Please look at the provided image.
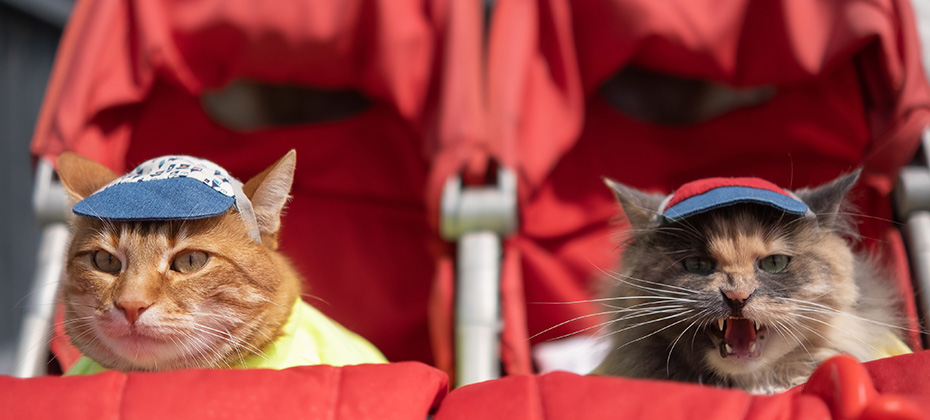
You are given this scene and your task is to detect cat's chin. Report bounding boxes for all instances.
[98,332,190,370]
[705,349,770,375]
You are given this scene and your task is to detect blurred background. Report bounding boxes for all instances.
[1,0,73,375]
[1,0,930,376]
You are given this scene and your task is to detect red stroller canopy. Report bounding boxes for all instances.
[23,0,930,417]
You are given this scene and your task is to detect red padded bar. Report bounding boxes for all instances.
[0,362,448,420]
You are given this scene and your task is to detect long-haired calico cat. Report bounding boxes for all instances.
[595,172,911,393]
[56,151,385,373]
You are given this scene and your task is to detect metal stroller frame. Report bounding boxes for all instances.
[13,159,68,378]
[896,127,930,341]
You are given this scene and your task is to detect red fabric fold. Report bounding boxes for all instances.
[1,363,449,420]
[434,353,930,420]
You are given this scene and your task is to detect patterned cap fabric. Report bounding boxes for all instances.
[658,177,813,222]
[72,155,262,241]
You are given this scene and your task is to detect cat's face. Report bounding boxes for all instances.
[57,151,299,371]
[623,206,856,377]
[603,173,861,383]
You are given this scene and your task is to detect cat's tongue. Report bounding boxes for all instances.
[721,317,763,358]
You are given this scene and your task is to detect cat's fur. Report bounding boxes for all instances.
[57,151,302,371]
[595,172,906,393]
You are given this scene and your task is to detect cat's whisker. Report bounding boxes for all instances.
[833,211,901,227]
[785,298,927,335]
[620,301,692,311]
[792,313,884,356]
[788,321,835,352]
[191,322,268,357]
[61,316,96,326]
[599,274,693,297]
[19,318,93,371]
[187,333,230,369]
[588,259,699,295]
[12,281,71,309]
[529,310,634,341]
[668,217,706,242]
[538,319,621,343]
[609,270,701,295]
[224,327,247,367]
[189,311,244,326]
[606,310,694,337]
[666,309,711,377]
[253,295,288,309]
[661,255,692,273]
[612,306,691,321]
[533,303,692,343]
[608,312,698,352]
[533,295,696,305]
[299,293,330,305]
[770,320,813,362]
[600,299,686,312]
[251,326,276,346]
[599,270,695,297]
[191,323,271,363]
[658,249,692,255]
[169,335,202,369]
[194,330,268,366]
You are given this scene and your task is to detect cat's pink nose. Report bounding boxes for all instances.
[116,300,152,325]
[723,290,752,302]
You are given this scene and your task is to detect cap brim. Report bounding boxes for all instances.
[73,177,236,221]
[662,186,810,221]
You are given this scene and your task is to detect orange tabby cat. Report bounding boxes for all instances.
[56,151,385,372]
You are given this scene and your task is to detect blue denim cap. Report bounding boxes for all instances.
[73,155,262,241]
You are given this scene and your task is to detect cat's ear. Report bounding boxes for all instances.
[603,178,666,230]
[243,150,296,237]
[794,169,861,228]
[56,152,120,203]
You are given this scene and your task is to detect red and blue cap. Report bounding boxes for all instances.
[657,177,813,222]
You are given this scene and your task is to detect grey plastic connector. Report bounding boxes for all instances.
[440,167,517,240]
[32,158,71,225]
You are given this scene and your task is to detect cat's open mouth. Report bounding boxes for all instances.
[709,317,769,359]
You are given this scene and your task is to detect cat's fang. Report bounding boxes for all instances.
[753,320,762,331]
[717,318,725,331]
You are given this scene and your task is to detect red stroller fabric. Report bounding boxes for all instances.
[432,353,930,420]
[428,0,930,377]
[0,362,448,420]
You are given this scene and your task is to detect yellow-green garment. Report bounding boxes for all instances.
[872,330,912,359]
[66,299,386,375]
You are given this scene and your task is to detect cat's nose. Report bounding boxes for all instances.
[721,289,753,314]
[723,289,752,302]
[116,300,152,325]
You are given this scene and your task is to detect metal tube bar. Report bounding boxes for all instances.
[13,223,69,377]
[903,212,930,347]
[455,231,502,387]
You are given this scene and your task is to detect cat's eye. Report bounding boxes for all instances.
[92,251,122,274]
[172,251,209,274]
[759,254,791,274]
[682,257,715,275]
